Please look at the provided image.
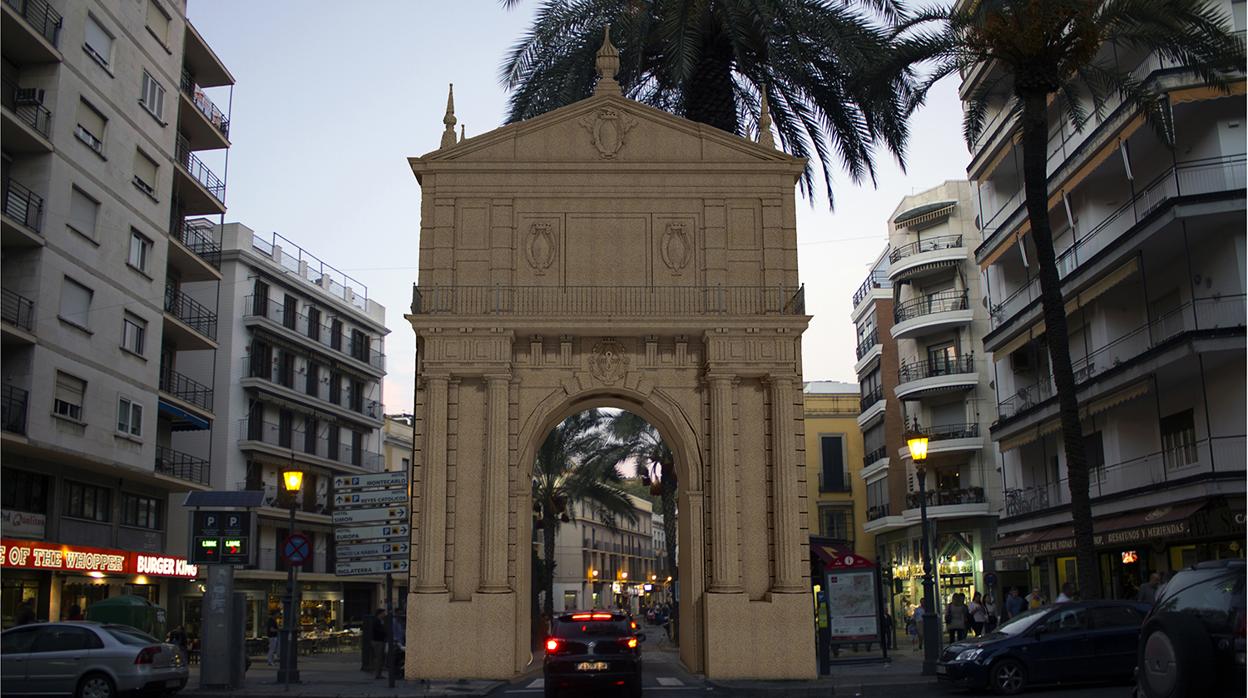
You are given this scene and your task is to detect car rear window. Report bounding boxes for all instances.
[104,625,159,646]
[1156,570,1244,627]
[554,619,630,639]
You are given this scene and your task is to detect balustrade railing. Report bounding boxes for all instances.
[159,369,213,412]
[859,387,883,412]
[889,235,964,264]
[907,487,986,509]
[2,287,34,331]
[818,472,852,493]
[171,217,222,268]
[867,504,891,521]
[179,69,229,138]
[2,384,29,434]
[4,0,62,46]
[243,295,385,371]
[174,134,225,202]
[909,422,981,441]
[855,329,879,360]
[894,289,969,324]
[853,271,891,308]
[2,175,44,233]
[898,354,975,383]
[155,444,210,485]
[164,285,218,341]
[411,285,806,316]
[863,446,887,468]
[240,355,380,419]
[238,418,383,471]
[2,77,52,137]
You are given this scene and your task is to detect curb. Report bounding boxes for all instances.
[707,677,935,697]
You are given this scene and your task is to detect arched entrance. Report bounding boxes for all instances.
[404,39,815,681]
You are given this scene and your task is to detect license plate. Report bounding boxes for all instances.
[936,665,948,675]
[576,661,608,671]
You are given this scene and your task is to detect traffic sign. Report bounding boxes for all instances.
[335,558,409,577]
[282,533,311,565]
[333,490,407,507]
[191,510,253,565]
[332,506,407,525]
[335,541,409,559]
[334,523,410,543]
[334,472,408,490]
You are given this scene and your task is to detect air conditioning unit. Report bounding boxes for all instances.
[14,88,45,106]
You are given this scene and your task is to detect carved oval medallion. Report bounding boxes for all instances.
[661,223,692,275]
[526,223,556,275]
[589,339,629,385]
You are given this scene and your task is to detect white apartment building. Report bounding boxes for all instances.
[547,494,656,614]
[1,0,232,628]
[969,2,1246,599]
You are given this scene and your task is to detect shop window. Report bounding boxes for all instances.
[1,468,48,513]
[61,581,110,616]
[121,492,161,530]
[1160,410,1198,470]
[1,577,43,628]
[64,481,111,522]
[126,584,159,603]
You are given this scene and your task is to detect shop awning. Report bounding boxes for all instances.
[992,499,1210,558]
[158,399,211,431]
[812,542,874,569]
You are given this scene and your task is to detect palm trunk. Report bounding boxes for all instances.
[543,510,557,619]
[659,462,678,644]
[682,39,739,134]
[1019,93,1099,600]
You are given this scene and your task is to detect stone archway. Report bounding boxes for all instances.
[404,41,815,682]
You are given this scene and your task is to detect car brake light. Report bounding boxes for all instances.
[570,613,592,620]
[135,646,161,664]
[626,637,638,649]
[630,620,637,629]
[591,613,613,620]
[545,638,559,653]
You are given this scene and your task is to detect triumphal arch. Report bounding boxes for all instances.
[404,37,816,680]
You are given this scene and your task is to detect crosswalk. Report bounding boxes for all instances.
[509,676,692,692]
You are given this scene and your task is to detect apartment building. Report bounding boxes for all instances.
[969,2,1246,599]
[184,221,388,636]
[548,494,657,614]
[802,381,872,557]
[650,510,671,598]
[857,182,1000,622]
[1,0,232,627]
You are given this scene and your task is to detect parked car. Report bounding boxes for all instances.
[937,600,1151,694]
[543,611,643,698]
[1135,559,1246,698]
[1,622,187,698]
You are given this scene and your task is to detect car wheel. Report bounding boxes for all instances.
[989,658,1027,696]
[76,673,115,698]
[1137,612,1214,698]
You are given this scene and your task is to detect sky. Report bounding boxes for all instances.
[187,0,971,414]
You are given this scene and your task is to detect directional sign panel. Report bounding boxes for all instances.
[333,490,407,508]
[335,558,410,577]
[332,506,407,525]
[333,472,408,490]
[190,510,253,565]
[336,541,410,559]
[334,523,410,543]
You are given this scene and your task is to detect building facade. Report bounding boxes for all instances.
[802,381,872,559]
[547,495,656,614]
[968,3,1247,598]
[1,0,232,627]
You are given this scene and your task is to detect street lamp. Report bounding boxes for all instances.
[908,434,941,676]
[588,568,599,609]
[279,468,303,685]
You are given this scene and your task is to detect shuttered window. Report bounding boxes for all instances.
[59,278,92,329]
[68,187,99,238]
[75,100,106,153]
[84,15,113,67]
[133,150,158,197]
[146,0,171,45]
[54,373,86,422]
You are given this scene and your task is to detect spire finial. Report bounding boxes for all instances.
[459,124,465,142]
[757,90,775,148]
[594,24,621,96]
[440,83,457,149]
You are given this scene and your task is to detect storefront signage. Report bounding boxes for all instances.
[1,510,46,539]
[995,520,1192,558]
[0,539,198,578]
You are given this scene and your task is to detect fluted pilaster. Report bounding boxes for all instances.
[768,375,804,591]
[708,375,742,592]
[416,375,449,592]
[480,375,511,592]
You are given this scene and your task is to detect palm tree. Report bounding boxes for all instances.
[895,0,1243,598]
[499,0,916,207]
[533,409,639,620]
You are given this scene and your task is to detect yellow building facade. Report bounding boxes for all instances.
[803,382,872,560]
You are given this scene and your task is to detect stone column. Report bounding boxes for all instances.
[480,375,511,592]
[708,375,742,593]
[767,375,804,592]
[416,375,449,592]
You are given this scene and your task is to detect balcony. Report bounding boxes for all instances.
[159,368,213,413]
[857,386,885,429]
[178,69,229,150]
[906,487,987,509]
[412,284,806,317]
[243,295,386,375]
[901,422,983,460]
[155,444,210,485]
[2,175,44,245]
[888,235,966,283]
[817,473,852,494]
[891,289,972,340]
[852,270,892,310]
[866,504,891,522]
[163,284,217,348]
[2,287,34,341]
[863,445,887,469]
[240,355,381,424]
[173,133,225,215]
[238,418,383,472]
[1,77,52,153]
[2,384,28,435]
[895,354,978,400]
[2,0,62,63]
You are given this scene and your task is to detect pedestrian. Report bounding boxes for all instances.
[1136,572,1161,604]
[1156,570,1172,598]
[914,597,927,650]
[983,595,999,633]
[1026,587,1045,609]
[1055,582,1076,603]
[266,611,281,667]
[167,625,189,663]
[1005,587,1026,620]
[14,599,36,626]
[944,593,969,644]
[369,608,388,678]
[968,592,987,637]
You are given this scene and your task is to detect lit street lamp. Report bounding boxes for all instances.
[908,434,941,676]
[279,468,303,685]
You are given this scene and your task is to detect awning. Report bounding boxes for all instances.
[812,542,874,569]
[894,201,957,230]
[158,399,210,431]
[992,499,1210,558]
[997,380,1152,452]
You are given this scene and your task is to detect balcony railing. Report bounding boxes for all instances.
[817,472,852,493]
[163,285,218,341]
[174,134,225,202]
[889,235,964,264]
[899,354,976,383]
[910,421,981,441]
[155,444,209,485]
[239,418,383,471]
[863,445,887,468]
[867,504,891,521]
[412,285,807,317]
[160,369,213,412]
[859,386,883,412]
[1,78,52,137]
[3,0,62,47]
[2,384,28,434]
[1002,435,1245,519]
[2,287,34,331]
[853,271,892,308]
[906,487,986,509]
[240,355,380,420]
[170,217,222,269]
[855,328,879,360]
[2,175,43,233]
[894,289,969,324]
[244,295,386,372]
[179,69,229,138]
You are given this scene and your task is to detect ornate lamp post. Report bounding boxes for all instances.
[907,434,941,676]
[278,468,303,685]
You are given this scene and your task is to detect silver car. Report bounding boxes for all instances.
[1,622,187,698]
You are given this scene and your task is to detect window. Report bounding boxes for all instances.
[54,372,86,421]
[83,15,114,68]
[305,362,319,397]
[401,457,410,470]
[1161,409,1198,470]
[68,187,99,239]
[282,295,297,330]
[277,351,295,388]
[146,0,171,45]
[330,319,343,350]
[133,150,158,197]
[116,397,142,436]
[59,278,92,329]
[252,280,269,316]
[819,435,847,492]
[32,626,103,652]
[927,341,958,373]
[75,99,106,153]
[121,493,161,530]
[351,431,363,466]
[1038,607,1088,634]
[278,409,293,449]
[303,417,317,454]
[140,71,165,121]
[122,313,146,355]
[327,426,340,461]
[306,307,321,341]
[1090,605,1143,629]
[1084,431,1106,484]
[128,230,152,273]
[350,379,364,412]
[819,507,851,541]
[328,372,341,404]
[64,481,111,522]
[1,468,48,514]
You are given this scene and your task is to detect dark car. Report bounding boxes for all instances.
[937,600,1151,694]
[543,611,643,698]
[1135,559,1246,698]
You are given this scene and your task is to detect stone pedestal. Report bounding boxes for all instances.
[703,591,816,679]
[406,591,518,679]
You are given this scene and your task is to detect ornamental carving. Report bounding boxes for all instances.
[588,339,629,385]
[660,223,692,275]
[579,107,637,160]
[525,222,556,275]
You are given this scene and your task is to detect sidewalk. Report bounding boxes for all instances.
[709,648,936,697]
[183,655,504,698]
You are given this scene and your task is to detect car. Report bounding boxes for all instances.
[543,611,643,698]
[1135,559,1246,698]
[937,600,1152,695]
[1,622,187,698]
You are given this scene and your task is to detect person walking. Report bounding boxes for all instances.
[1055,582,1077,603]
[369,608,388,679]
[944,593,969,644]
[1026,587,1045,609]
[968,592,987,637]
[266,611,280,667]
[1136,572,1161,604]
[983,595,999,634]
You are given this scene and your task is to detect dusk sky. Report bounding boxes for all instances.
[187,0,971,414]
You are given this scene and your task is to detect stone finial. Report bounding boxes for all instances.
[440,83,458,149]
[460,124,465,142]
[594,25,621,96]
[758,90,775,148]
